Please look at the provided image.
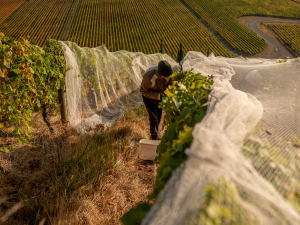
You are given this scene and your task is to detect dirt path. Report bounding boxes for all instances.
[238,16,300,58]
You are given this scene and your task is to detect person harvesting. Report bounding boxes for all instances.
[140,61,173,140]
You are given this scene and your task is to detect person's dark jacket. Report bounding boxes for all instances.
[140,67,173,100]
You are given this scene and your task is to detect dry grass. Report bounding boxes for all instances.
[0,105,162,224]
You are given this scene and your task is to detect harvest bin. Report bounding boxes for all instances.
[139,139,161,160]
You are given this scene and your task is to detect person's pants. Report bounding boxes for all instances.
[142,95,162,140]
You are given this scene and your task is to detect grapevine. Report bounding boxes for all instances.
[0,33,66,143]
[182,0,300,55]
[0,0,233,58]
[0,0,24,24]
[269,23,300,56]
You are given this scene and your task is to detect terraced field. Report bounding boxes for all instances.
[0,0,233,58]
[269,24,300,56]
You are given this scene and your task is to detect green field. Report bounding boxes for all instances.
[1,0,300,57]
[269,24,300,56]
[0,0,233,58]
[183,0,300,55]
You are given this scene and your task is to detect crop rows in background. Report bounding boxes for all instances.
[70,0,233,58]
[0,0,24,23]
[2,0,300,57]
[0,0,81,47]
[269,24,300,56]
[0,0,233,58]
[182,0,300,55]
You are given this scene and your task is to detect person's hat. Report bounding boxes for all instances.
[158,60,172,77]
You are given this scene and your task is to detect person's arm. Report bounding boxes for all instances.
[140,73,160,100]
[164,77,173,91]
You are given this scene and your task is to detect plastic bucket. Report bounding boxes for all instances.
[139,139,161,160]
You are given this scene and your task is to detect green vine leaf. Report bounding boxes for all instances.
[9,115,19,123]
[12,127,22,136]
[25,132,30,139]
[18,137,26,145]
[25,124,30,133]
[1,34,67,144]
[24,110,32,121]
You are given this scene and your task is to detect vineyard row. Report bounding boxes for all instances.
[182,0,300,55]
[0,0,233,59]
[1,0,300,57]
[0,0,24,23]
[269,24,300,56]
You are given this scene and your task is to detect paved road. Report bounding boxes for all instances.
[179,0,239,56]
[179,0,300,58]
[240,17,300,58]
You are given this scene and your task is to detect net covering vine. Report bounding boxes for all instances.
[61,42,300,224]
[60,41,179,132]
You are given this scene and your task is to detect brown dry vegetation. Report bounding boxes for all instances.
[0,105,159,224]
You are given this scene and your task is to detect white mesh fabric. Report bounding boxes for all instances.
[180,52,235,80]
[142,53,300,224]
[60,41,179,132]
[60,43,300,224]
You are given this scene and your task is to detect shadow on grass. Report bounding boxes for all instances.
[0,105,148,224]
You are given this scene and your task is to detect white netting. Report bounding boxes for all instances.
[142,53,300,224]
[60,43,300,224]
[60,41,179,132]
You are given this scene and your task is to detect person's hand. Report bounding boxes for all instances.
[160,93,167,99]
